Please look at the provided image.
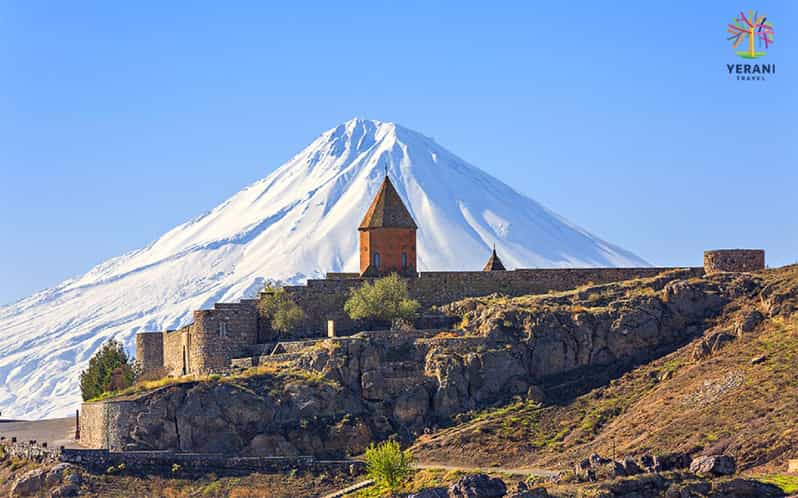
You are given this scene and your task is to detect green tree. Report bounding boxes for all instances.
[258,286,306,338]
[344,274,419,327]
[364,440,414,493]
[79,339,136,400]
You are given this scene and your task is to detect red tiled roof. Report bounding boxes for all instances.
[358,176,417,230]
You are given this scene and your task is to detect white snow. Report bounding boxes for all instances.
[0,118,648,419]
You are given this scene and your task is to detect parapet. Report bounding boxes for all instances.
[703,249,765,274]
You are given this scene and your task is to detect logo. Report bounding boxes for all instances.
[727,10,774,59]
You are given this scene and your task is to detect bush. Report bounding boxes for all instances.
[364,440,414,492]
[344,274,420,327]
[258,286,306,338]
[80,339,136,401]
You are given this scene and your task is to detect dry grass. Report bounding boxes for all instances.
[93,359,339,402]
[414,265,798,474]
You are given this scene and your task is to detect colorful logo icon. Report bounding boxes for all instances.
[727,10,774,59]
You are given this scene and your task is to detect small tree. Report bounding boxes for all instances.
[80,339,136,400]
[345,274,419,328]
[258,286,306,338]
[364,440,414,493]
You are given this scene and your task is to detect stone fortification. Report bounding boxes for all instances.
[704,249,765,274]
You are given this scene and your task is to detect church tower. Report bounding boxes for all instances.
[358,174,417,277]
[483,245,506,271]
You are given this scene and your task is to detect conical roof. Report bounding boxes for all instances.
[483,246,506,271]
[358,175,417,230]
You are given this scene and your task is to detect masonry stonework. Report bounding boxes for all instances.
[79,402,108,450]
[136,332,164,377]
[703,249,765,274]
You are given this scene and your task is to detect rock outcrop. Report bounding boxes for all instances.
[94,270,762,455]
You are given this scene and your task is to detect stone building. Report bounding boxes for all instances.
[135,176,766,378]
[359,175,418,277]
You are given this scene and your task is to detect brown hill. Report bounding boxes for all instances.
[411,265,798,474]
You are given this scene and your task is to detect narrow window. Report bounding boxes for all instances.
[401,252,408,269]
[218,322,228,337]
[374,252,381,269]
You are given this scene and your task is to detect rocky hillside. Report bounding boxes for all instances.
[412,265,798,474]
[91,266,780,461]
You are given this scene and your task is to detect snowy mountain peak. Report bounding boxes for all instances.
[0,119,647,418]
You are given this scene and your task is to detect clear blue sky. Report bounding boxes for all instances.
[1,1,796,305]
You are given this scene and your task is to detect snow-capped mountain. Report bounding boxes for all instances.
[0,118,647,419]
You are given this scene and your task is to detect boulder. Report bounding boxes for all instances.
[507,481,549,498]
[622,457,643,475]
[49,484,80,497]
[639,454,655,470]
[689,454,736,476]
[737,309,764,334]
[608,460,628,478]
[589,453,611,466]
[574,458,593,481]
[710,478,782,497]
[654,452,691,471]
[45,463,75,487]
[664,481,711,497]
[10,468,47,497]
[448,474,507,498]
[693,331,736,361]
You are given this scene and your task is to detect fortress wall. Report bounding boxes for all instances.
[135,332,164,377]
[163,325,190,376]
[408,267,704,306]
[277,267,704,335]
[704,249,765,274]
[283,279,364,336]
[189,301,258,374]
[79,400,139,450]
[79,402,107,449]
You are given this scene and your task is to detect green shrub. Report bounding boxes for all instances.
[80,339,136,401]
[345,274,419,326]
[258,286,306,338]
[364,440,414,492]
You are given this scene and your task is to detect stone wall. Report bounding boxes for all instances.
[188,301,258,374]
[135,332,164,377]
[1,440,61,464]
[283,267,705,336]
[79,402,107,450]
[58,449,364,474]
[0,440,363,475]
[704,249,765,274]
[408,267,704,307]
[163,325,190,376]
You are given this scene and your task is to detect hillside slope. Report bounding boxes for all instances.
[0,118,647,419]
[411,265,798,473]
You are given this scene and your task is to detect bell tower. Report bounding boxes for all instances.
[358,173,417,277]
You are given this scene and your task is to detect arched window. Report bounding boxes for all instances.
[401,252,408,269]
[374,252,381,269]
